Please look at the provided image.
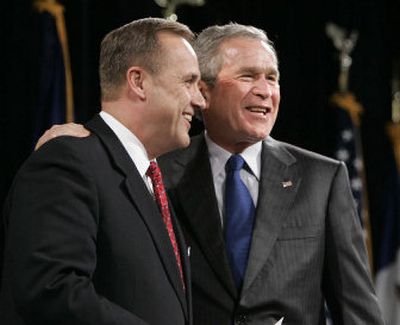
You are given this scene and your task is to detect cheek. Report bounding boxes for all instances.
[175,87,191,106]
[165,91,186,117]
[172,93,191,128]
[272,88,281,106]
[221,89,243,115]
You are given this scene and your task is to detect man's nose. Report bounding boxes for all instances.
[253,78,273,99]
[192,86,206,111]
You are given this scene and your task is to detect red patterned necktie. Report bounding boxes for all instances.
[146,161,185,288]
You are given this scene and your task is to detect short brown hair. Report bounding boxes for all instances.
[99,17,194,101]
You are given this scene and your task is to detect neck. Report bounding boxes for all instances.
[101,101,158,158]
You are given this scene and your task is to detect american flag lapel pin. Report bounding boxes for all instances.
[282,180,293,188]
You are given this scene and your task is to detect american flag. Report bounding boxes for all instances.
[332,99,364,223]
[331,93,367,229]
[326,93,371,325]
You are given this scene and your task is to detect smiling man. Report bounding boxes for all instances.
[200,35,280,153]
[159,23,384,324]
[0,18,205,325]
[28,23,384,325]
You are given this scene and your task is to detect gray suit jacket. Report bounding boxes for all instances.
[159,134,384,325]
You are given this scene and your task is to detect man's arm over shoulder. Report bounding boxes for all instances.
[34,123,90,150]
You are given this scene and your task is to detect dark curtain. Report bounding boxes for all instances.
[1,0,399,275]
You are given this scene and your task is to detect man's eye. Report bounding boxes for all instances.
[268,75,278,83]
[185,77,196,85]
[239,74,253,80]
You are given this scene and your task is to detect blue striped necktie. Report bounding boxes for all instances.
[224,154,256,289]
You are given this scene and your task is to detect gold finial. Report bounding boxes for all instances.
[326,23,358,94]
[154,0,205,20]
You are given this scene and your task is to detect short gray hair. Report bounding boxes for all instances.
[99,17,194,101]
[194,23,277,86]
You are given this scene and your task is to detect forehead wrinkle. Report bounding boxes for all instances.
[225,58,279,82]
[238,65,278,75]
[221,46,277,68]
[217,38,280,82]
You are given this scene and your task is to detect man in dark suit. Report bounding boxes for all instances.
[0,18,205,324]
[159,24,384,324]
[31,23,384,324]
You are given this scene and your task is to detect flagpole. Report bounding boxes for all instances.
[327,22,374,273]
[33,0,74,122]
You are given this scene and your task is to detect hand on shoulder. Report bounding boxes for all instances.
[35,123,91,150]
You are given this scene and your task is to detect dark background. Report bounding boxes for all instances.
[1,0,399,273]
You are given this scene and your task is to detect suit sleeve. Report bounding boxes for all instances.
[5,139,149,325]
[323,162,384,324]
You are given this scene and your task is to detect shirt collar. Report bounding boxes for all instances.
[204,131,262,180]
[99,111,152,178]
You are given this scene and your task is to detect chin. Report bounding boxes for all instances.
[254,128,271,140]
[175,135,191,150]
[245,131,268,142]
[181,137,191,148]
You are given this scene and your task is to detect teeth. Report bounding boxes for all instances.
[248,107,268,114]
[183,113,192,122]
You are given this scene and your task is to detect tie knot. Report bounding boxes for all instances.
[146,161,161,180]
[226,154,245,172]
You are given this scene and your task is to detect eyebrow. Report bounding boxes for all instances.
[238,66,279,76]
[184,73,200,82]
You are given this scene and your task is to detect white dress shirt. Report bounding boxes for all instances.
[99,111,155,194]
[204,132,262,226]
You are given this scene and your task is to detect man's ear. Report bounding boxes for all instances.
[127,66,146,100]
[199,80,211,109]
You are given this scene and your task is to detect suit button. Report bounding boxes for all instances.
[236,313,248,324]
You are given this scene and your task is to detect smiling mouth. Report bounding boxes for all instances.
[246,106,271,115]
[183,112,193,122]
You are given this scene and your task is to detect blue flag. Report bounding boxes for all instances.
[327,93,371,325]
[330,94,373,254]
[32,0,73,147]
[334,108,364,219]
[33,9,66,144]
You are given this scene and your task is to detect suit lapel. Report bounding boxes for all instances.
[171,206,192,322]
[123,177,188,316]
[242,138,301,294]
[85,115,188,317]
[175,137,237,297]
